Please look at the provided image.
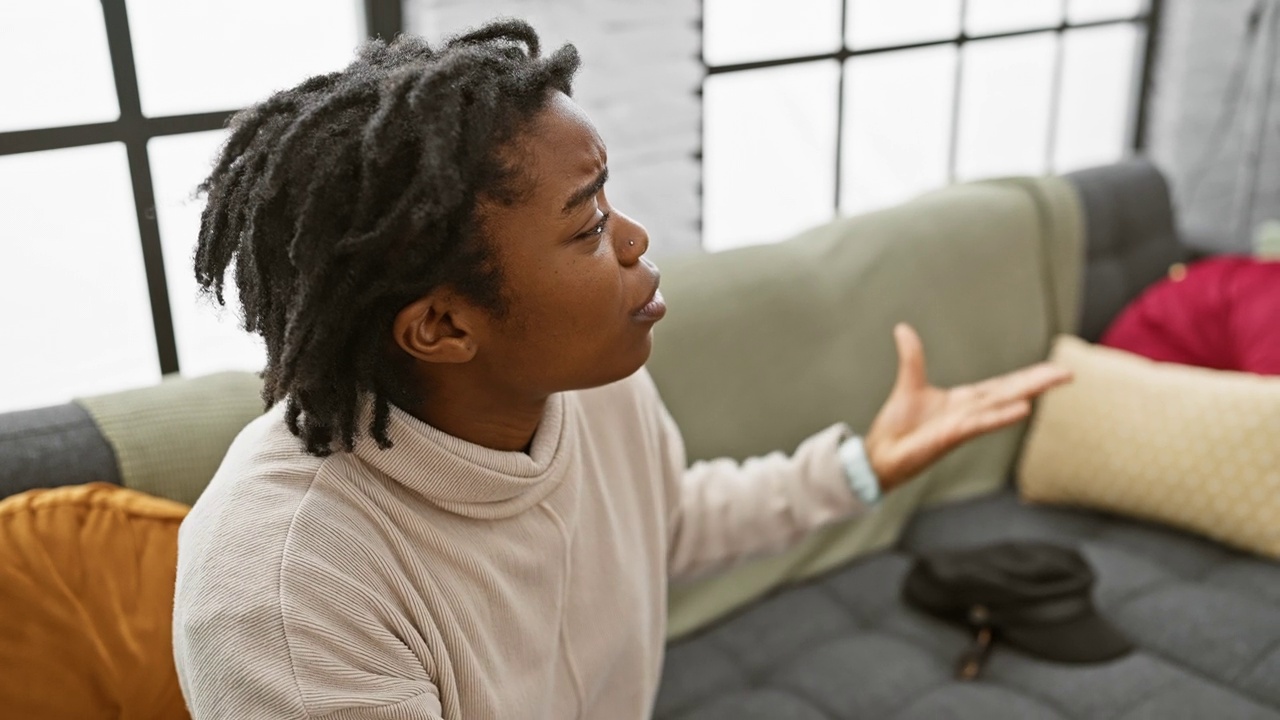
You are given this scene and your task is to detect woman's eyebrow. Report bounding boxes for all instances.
[560,167,609,216]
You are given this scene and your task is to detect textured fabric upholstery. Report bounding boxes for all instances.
[0,483,191,720]
[1019,336,1280,559]
[1064,160,1190,342]
[76,372,264,506]
[1101,256,1280,375]
[0,402,119,501]
[652,164,1273,718]
[655,490,1280,719]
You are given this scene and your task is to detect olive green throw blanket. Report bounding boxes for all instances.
[76,372,264,507]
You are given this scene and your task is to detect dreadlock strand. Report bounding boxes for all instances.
[447,18,541,58]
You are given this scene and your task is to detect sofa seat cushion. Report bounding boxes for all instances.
[655,489,1280,719]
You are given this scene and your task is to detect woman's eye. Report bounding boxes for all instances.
[581,212,611,239]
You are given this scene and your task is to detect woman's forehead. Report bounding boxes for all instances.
[522,93,607,195]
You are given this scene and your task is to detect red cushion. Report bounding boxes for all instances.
[1101,256,1280,375]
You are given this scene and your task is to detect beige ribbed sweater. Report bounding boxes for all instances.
[173,369,860,719]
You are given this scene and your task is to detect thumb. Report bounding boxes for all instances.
[893,323,928,392]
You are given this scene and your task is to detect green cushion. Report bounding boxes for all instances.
[76,372,265,507]
[648,176,1084,640]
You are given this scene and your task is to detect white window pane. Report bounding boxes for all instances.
[127,0,362,117]
[1069,0,1145,24]
[847,0,961,50]
[1054,25,1140,173]
[149,132,267,377]
[0,1,118,132]
[703,0,842,66]
[0,144,159,412]
[965,0,1062,36]
[841,46,957,215]
[703,62,839,251]
[956,33,1057,181]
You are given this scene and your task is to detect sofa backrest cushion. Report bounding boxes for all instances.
[1065,159,1189,342]
[0,402,120,501]
[76,372,264,507]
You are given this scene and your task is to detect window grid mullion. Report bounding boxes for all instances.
[1045,0,1071,174]
[0,111,239,157]
[947,0,970,184]
[101,0,180,376]
[834,0,850,214]
[703,15,1146,75]
[1132,0,1164,151]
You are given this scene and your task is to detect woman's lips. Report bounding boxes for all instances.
[632,288,667,322]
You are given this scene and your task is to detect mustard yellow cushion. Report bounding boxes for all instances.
[1018,335,1280,558]
[0,483,190,719]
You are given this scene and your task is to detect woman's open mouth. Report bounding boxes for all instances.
[632,286,667,322]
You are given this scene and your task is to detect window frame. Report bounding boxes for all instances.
[697,0,1164,236]
[0,0,403,376]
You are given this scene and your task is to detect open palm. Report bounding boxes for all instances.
[864,324,1073,491]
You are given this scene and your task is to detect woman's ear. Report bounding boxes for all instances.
[392,293,478,364]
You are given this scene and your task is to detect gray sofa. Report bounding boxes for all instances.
[652,163,1280,720]
[2,162,1277,720]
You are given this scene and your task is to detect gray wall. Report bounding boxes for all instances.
[1147,0,1280,253]
[404,0,703,258]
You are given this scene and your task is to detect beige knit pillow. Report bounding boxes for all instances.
[1018,335,1280,559]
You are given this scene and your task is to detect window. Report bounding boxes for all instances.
[0,143,160,409]
[701,0,1158,251]
[0,0,398,412]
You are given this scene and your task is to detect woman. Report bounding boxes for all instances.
[172,20,1069,719]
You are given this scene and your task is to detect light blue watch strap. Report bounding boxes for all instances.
[838,435,882,506]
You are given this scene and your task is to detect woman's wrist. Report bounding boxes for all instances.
[838,436,883,506]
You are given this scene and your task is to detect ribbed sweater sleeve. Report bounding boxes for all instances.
[643,376,866,581]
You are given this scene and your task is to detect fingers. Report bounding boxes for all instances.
[896,399,1033,477]
[954,399,1033,441]
[893,323,928,392]
[967,362,1072,408]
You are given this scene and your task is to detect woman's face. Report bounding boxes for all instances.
[406,91,667,399]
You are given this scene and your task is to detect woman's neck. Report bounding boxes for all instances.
[401,374,548,453]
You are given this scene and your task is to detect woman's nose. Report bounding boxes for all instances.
[615,211,651,263]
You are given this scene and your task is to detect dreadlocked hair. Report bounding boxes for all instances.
[193,19,581,456]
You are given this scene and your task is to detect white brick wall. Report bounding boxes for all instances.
[404,0,703,258]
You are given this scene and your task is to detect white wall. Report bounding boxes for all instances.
[404,0,703,258]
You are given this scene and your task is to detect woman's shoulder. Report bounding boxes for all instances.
[178,404,353,581]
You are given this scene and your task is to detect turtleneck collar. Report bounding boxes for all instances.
[350,393,575,520]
